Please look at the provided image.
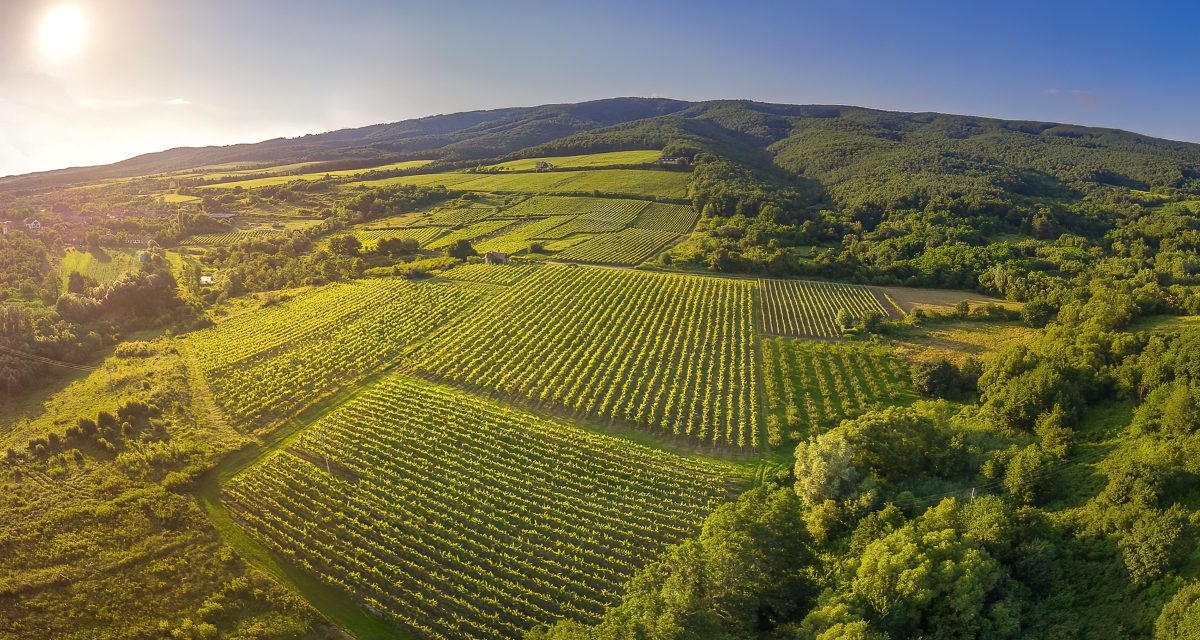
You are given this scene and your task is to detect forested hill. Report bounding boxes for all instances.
[5,98,1199,207]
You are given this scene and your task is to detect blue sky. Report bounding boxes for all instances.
[1,0,1198,177]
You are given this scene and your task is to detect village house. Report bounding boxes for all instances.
[199,275,215,286]
[534,161,553,171]
[23,218,43,230]
[207,212,237,221]
[483,251,510,265]
[1,221,10,236]
[657,155,687,166]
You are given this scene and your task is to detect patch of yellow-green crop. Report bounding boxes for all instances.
[349,168,691,198]
[482,149,662,171]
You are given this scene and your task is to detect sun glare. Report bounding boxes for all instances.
[38,5,88,60]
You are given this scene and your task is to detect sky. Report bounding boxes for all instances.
[1,0,1198,178]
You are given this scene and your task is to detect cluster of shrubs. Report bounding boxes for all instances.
[10,400,166,465]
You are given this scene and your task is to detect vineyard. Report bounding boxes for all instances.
[348,226,446,247]
[351,169,691,198]
[554,228,679,265]
[425,219,518,250]
[184,229,286,245]
[188,278,492,428]
[759,279,891,338]
[760,338,913,445]
[199,159,432,190]
[58,250,141,290]
[473,216,572,253]
[501,195,646,220]
[439,262,539,286]
[222,375,742,640]
[482,150,662,171]
[629,202,699,234]
[412,265,761,448]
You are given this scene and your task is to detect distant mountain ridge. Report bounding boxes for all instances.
[4,97,1199,210]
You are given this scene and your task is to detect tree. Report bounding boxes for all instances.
[446,239,477,260]
[328,235,362,257]
[67,271,97,295]
[1156,582,1200,640]
[836,308,856,332]
[376,237,418,257]
[910,358,958,397]
[954,299,971,318]
[85,231,102,252]
[1120,506,1186,586]
[1021,299,1056,328]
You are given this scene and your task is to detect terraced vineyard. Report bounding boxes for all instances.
[760,338,913,445]
[188,278,491,428]
[554,228,679,265]
[413,265,761,448]
[222,375,742,640]
[629,202,699,234]
[759,279,891,338]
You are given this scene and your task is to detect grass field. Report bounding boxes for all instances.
[878,286,1013,314]
[412,265,761,448]
[348,169,691,198]
[554,228,679,265]
[761,338,913,445]
[481,150,662,171]
[58,249,142,290]
[759,279,892,338]
[890,320,1039,365]
[222,374,743,640]
[188,278,492,429]
[198,160,432,190]
[159,193,201,203]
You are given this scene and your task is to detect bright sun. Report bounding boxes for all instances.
[38,5,88,60]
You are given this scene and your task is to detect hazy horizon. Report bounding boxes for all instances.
[3,0,1199,177]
